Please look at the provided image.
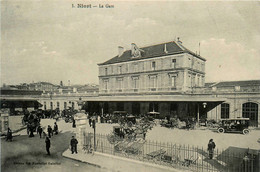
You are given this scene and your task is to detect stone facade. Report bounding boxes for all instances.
[98,41,206,95]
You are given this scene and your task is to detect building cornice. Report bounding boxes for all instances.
[98,67,205,78]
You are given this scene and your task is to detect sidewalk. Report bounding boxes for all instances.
[62,149,191,172]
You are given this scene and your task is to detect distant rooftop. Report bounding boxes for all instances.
[205,80,260,88]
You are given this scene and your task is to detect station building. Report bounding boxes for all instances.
[84,40,227,123]
[1,40,259,127]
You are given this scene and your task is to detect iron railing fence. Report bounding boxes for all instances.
[83,132,258,172]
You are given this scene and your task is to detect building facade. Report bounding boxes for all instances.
[98,41,206,95]
[86,40,222,121]
[204,80,260,127]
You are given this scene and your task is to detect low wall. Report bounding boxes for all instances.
[8,115,24,131]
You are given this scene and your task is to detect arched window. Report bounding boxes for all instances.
[242,102,258,127]
[221,103,230,119]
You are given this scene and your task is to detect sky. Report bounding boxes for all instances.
[1,0,260,85]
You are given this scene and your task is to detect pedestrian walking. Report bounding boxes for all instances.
[70,136,78,154]
[89,117,92,127]
[45,136,51,155]
[27,125,30,135]
[207,139,216,159]
[72,118,76,128]
[37,125,43,138]
[54,122,58,135]
[6,127,13,141]
[28,125,34,137]
[47,125,53,138]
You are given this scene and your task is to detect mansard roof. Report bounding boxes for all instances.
[99,41,206,66]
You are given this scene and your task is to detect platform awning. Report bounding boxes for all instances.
[0,98,42,108]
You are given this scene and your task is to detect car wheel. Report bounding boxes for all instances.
[242,129,249,135]
[128,121,133,127]
[218,128,225,133]
[207,122,213,128]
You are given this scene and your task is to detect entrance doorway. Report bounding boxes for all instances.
[132,102,140,115]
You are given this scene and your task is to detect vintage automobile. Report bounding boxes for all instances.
[217,118,250,135]
[146,111,160,121]
[111,111,128,123]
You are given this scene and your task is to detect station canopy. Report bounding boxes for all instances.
[0,98,42,108]
[82,95,226,104]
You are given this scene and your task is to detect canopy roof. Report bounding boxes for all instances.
[0,98,42,108]
[82,95,226,103]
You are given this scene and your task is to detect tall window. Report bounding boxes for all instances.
[152,61,156,70]
[105,68,108,75]
[197,75,200,86]
[44,102,46,110]
[72,102,75,110]
[132,77,139,89]
[118,66,122,74]
[64,102,67,109]
[50,102,53,110]
[172,59,176,68]
[150,76,157,88]
[117,78,123,90]
[221,103,230,119]
[134,63,138,72]
[171,76,176,87]
[188,75,191,87]
[188,58,192,68]
[57,102,60,109]
[103,80,109,90]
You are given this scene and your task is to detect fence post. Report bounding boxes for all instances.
[257,150,260,172]
[201,146,204,172]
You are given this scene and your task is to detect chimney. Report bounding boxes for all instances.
[118,46,124,57]
[164,44,168,53]
[177,37,182,44]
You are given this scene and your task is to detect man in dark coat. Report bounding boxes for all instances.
[45,136,51,155]
[54,122,58,135]
[72,118,76,128]
[207,139,216,159]
[6,128,13,141]
[47,125,53,138]
[89,118,92,127]
[70,136,78,154]
[28,125,34,137]
[37,125,43,138]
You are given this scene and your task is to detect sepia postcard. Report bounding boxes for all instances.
[1,0,260,172]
